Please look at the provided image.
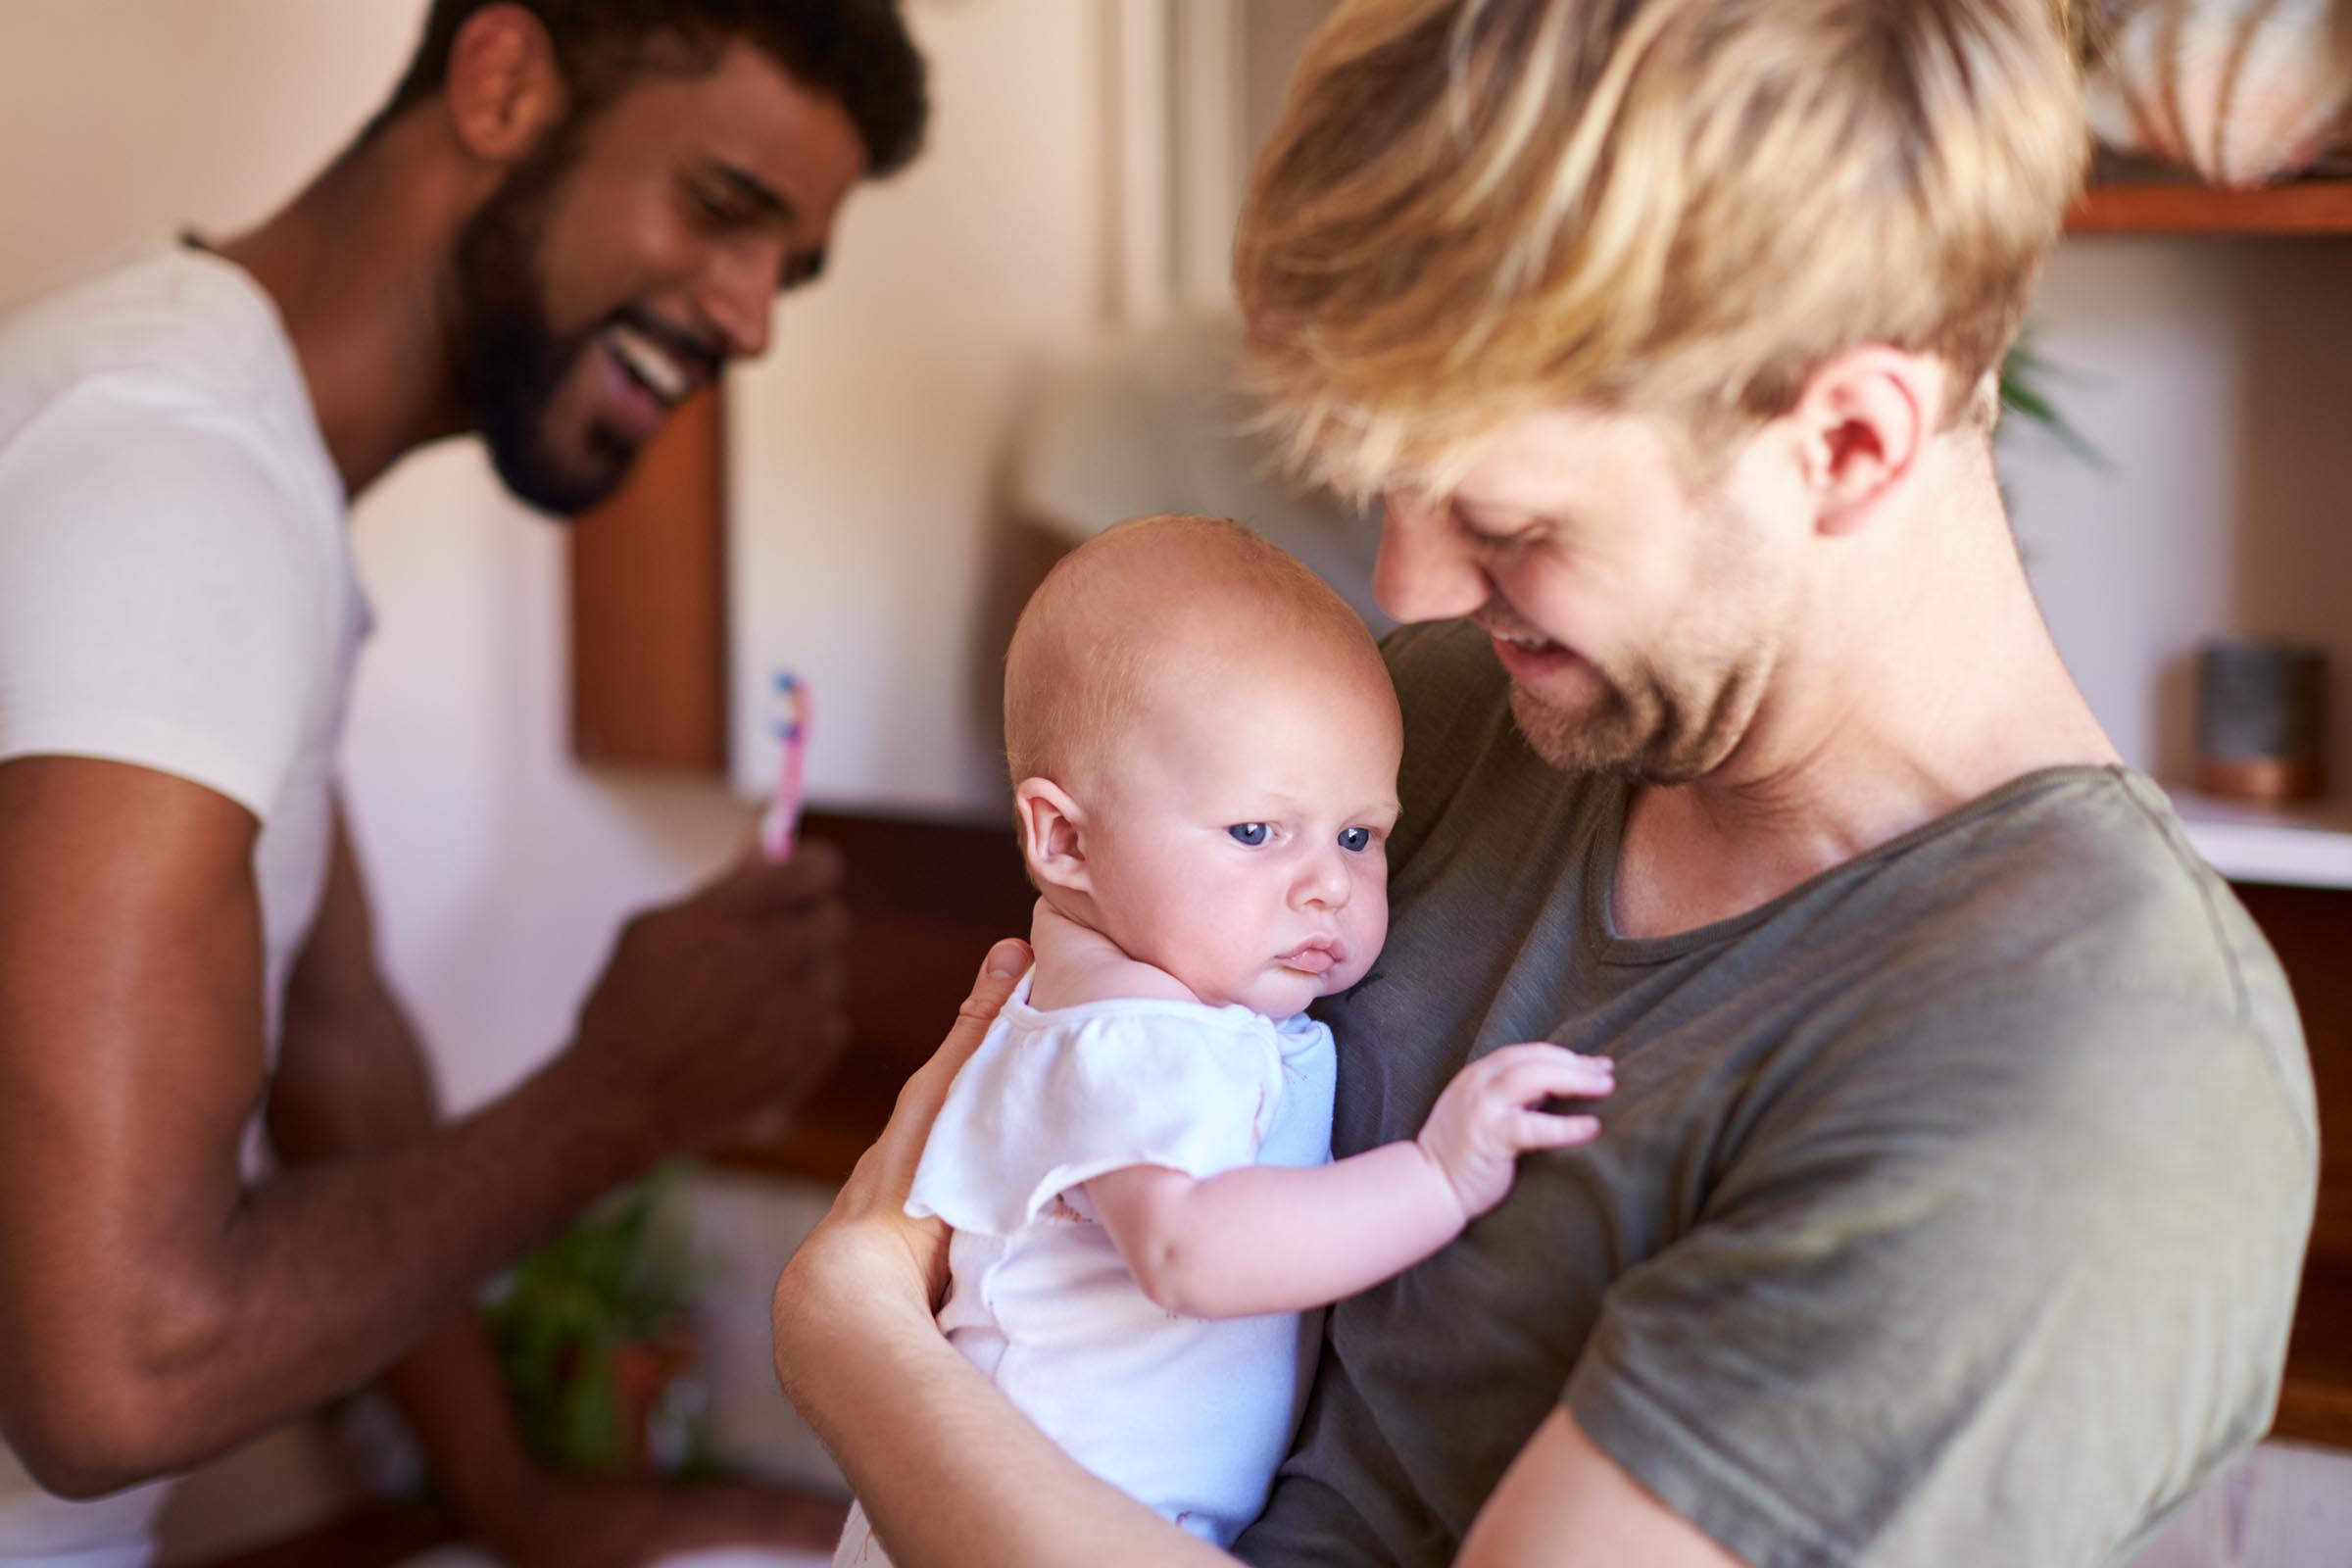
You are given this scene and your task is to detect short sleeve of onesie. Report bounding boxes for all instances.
[1565,984,2316,1568]
[0,383,323,818]
[908,991,1288,1238]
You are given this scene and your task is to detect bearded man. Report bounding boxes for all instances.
[0,4,924,1562]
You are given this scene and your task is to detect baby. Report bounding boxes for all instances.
[834,514,1612,1563]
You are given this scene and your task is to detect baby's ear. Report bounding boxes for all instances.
[1013,777,1090,894]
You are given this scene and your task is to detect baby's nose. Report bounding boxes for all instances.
[1295,850,1351,908]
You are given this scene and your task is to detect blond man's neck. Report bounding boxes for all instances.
[1615,436,2120,940]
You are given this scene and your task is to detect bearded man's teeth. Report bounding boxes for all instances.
[606,324,689,404]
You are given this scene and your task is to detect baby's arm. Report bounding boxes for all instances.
[1087,1043,1612,1320]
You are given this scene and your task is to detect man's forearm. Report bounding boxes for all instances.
[264,979,561,1534]
[2,771,702,1499]
[85,1052,645,1490]
[1090,1141,1464,1319]
[774,1244,1230,1568]
[375,1315,548,1536]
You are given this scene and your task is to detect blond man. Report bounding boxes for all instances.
[772,3,2318,1565]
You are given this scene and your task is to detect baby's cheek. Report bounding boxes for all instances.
[1353,892,1391,968]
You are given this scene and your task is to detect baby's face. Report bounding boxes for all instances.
[1083,648,1402,1016]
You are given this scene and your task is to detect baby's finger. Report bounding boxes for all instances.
[1483,1040,1610,1068]
[1481,1041,1615,1085]
[1489,1052,1615,1106]
[1510,1110,1603,1150]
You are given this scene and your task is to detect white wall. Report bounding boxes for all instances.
[725,3,1115,818]
[2,2,415,306]
[718,2,1347,823]
[2007,239,2352,789]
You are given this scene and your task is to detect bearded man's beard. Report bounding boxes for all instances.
[449,127,633,515]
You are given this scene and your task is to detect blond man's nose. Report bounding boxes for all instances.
[1374,495,1488,624]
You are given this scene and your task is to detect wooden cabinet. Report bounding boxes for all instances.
[2229,884,2352,1448]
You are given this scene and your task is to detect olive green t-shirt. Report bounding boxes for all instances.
[1240,621,2318,1568]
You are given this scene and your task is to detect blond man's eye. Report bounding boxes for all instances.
[1228,823,1270,847]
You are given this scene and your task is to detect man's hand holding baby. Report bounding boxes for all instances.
[778,937,1032,1323]
[1414,1042,1614,1222]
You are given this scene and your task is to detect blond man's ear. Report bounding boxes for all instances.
[1013,777,1091,895]
[1788,344,1943,539]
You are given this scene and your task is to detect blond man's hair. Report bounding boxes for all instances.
[1235,0,2091,495]
[1004,514,1377,803]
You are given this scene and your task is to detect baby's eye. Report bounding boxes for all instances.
[1227,823,1270,847]
[1338,826,1373,853]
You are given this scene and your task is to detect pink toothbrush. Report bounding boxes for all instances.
[760,671,809,861]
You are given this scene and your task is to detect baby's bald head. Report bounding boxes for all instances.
[1004,514,1385,798]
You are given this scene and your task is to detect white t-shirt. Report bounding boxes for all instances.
[836,975,1338,1563]
[0,248,366,1562]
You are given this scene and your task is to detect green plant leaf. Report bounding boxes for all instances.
[1998,338,2108,472]
[483,1163,710,1475]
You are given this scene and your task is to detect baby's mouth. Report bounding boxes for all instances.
[1275,939,1345,975]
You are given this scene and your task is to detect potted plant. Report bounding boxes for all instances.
[486,1164,715,1479]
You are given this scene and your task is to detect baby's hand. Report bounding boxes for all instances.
[1416,1043,1613,1223]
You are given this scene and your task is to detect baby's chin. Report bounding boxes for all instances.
[1226,962,1367,1020]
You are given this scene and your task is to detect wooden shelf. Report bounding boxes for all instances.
[2168,788,2352,891]
[2068,171,2352,236]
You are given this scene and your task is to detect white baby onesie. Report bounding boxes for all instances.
[833,974,1338,1564]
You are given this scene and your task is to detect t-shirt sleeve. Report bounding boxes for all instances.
[1564,986,2315,1568]
[907,1009,1284,1238]
[0,387,321,818]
